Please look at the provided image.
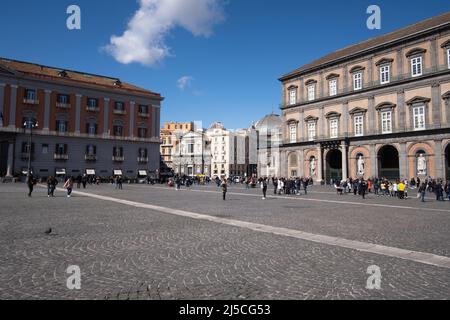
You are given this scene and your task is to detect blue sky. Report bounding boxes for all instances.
[0,0,449,129]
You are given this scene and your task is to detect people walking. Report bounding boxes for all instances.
[63,177,74,198]
[81,174,88,189]
[418,182,427,202]
[261,178,268,200]
[46,176,57,197]
[26,173,36,197]
[221,178,228,201]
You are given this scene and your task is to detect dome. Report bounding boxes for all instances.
[254,114,283,132]
[208,121,226,130]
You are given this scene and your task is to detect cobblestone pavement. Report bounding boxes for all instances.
[0,183,449,300]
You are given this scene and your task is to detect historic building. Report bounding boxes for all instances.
[160,121,194,173]
[172,122,258,178]
[0,58,163,179]
[279,12,450,183]
[255,114,283,178]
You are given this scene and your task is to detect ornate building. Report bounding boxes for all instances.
[160,121,194,173]
[0,58,163,179]
[255,114,283,178]
[279,12,450,183]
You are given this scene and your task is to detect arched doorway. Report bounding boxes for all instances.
[325,149,342,184]
[445,144,450,181]
[378,145,399,180]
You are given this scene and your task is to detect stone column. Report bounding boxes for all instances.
[397,89,405,132]
[368,57,373,87]
[299,79,304,104]
[319,72,324,99]
[9,85,18,128]
[399,142,408,179]
[0,83,5,126]
[6,141,14,177]
[434,140,444,179]
[151,106,157,138]
[155,107,161,139]
[446,98,450,126]
[368,96,375,135]
[431,82,441,129]
[343,65,348,93]
[369,144,378,178]
[299,149,305,177]
[319,107,324,140]
[129,101,135,138]
[299,110,304,142]
[75,94,82,134]
[316,145,323,183]
[43,90,51,132]
[430,37,438,72]
[396,49,404,80]
[342,101,349,137]
[341,142,348,181]
[103,98,110,136]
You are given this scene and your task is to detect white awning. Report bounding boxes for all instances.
[56,169,66,175]
[138,170,148,176]
[114,170,123,176]
[86,169,96,175]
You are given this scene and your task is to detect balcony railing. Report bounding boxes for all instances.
[137,157,149,163]
[23,98,39,105]
[86,106,100,112]
[112,156,125,162]
[113,109,127,115]
[56,102,71,109]
[138,113,150,118]
[54,154,69,160]
[85,154,98,161]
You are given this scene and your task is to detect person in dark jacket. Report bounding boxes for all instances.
[47,176,57,197]
[221,178,228,201]
[358,179,367,199]
[26,174,35,197]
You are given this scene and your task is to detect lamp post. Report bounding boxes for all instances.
[23,119,38,179]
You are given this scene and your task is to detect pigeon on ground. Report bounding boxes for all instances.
[45,228,52,235]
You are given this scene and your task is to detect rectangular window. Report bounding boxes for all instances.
[380,65,390,84]
[55,144,67,155]
[353,72,362,90]
[56,120,67,133]
[308,122,316,141]
[113,125,123,136]
[138,128,148,138]
[42,144,49,154]
[139,105,148,114]
[447,49,450,69]
[413,106,425,131]
[289,124,297,143]
[329,79,337,96]
[411,56,423,77]
[115,102,125,111]
[354,115,364,137]
[25,89,36,101]
[188,144,194,154]
[329,119,338,139]
[57,94,69,104]
[381,111,392,134]
[289,89,297,105]
[87,98,98,108]
[307,85,315,101]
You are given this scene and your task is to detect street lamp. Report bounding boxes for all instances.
[23,119,38,179]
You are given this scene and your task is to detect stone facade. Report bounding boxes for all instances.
[279,12,450,183]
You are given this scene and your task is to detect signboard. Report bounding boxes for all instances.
[86,169,96,175]
[138,170,148,176]
[114,170,123,176]
[56,169,66,175]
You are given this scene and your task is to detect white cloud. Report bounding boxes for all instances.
[177,76,194,90]
[106,0,225,66]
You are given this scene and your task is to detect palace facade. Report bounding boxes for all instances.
[0,58,163,180]
[279,12,450,183]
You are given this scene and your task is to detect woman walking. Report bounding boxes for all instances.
[63,177,74,198]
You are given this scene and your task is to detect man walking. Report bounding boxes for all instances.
[261,178,268,200]
[359,179,367,199]
[26,173,35,197]
[221,178,228,201]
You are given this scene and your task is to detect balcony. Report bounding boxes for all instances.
[23,98,39,105]
[86,106,100,112]
[54,154,69,160]
[112,156,125,162]
[85,154,98,162]
[138,113,150,118]
[137,157,149,163]
[113,109,127,115]
[56,102,71,109]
